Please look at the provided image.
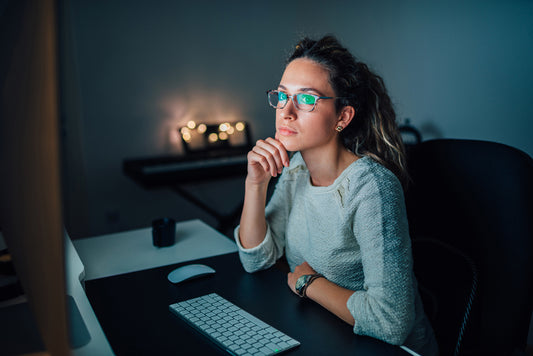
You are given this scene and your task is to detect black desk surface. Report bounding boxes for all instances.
[85,252,408,356]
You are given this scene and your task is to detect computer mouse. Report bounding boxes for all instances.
[167,264,216,284]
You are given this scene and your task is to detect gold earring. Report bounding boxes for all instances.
[336,126,343,132]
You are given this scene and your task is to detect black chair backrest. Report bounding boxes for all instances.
[405,139,533,355]
[412,237,478,355]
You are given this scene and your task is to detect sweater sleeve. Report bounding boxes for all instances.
[346,168,416,345]
[234,222,282,272]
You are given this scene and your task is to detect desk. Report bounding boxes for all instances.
[84,253,409,355]
[69,219,238,355]
[73,219,238,280]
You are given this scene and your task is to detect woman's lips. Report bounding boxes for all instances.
[278,127,297,136]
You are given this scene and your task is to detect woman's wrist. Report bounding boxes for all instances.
[296,273,325,298]
[303,275,327,300]
[245,177,270,193]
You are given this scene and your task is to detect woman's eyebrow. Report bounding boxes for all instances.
[300,87,326,96]
[277,85,326,96]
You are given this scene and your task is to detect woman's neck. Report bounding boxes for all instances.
[301,145,358,187]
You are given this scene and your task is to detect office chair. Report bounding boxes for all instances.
[404,139,533,356]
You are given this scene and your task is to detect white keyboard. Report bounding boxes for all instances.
[169,293,300,355]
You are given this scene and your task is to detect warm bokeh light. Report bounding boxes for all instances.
[236,122,245,131]
[208,133,218,142]
[179,120,247,148]
[197,123,207,134]
[182,131,192,142]
[160,89,250,153]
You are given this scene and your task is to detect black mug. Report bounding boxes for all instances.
[152,218,176,247]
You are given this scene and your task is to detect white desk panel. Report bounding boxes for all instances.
[73,219,238,281]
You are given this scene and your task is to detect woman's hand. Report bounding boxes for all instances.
[287,261,317,295]
[246,136,290,185]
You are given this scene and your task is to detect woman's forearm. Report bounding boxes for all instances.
[238,178,270,249]
[305,277,355,326]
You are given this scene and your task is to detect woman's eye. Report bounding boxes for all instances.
[299,94,315,105]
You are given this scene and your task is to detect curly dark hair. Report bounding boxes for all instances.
[288,35,408,188]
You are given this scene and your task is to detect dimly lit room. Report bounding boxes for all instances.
[1,0,532,355]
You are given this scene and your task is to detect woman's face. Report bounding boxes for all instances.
[275,58,342,154]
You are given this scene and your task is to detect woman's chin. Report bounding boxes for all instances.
[278,136,298,152]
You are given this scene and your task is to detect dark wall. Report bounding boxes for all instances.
[61,0,533,237]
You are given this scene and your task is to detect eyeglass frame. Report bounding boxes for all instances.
[266,89,351,112]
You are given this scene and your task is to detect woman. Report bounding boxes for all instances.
[235,35,438,355]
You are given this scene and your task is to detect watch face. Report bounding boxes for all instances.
[295,275,311,295]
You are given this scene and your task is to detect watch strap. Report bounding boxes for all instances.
[298,273,324,298]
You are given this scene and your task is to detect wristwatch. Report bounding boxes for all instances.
[295,273,324,298]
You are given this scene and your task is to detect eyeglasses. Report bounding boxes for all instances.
[267,89,347,112]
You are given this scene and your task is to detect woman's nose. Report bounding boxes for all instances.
[279,99,297,120]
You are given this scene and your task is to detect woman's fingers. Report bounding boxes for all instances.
[247,150,269,174]
[246,137,290,185]
[265,137,290,168]
[249,145,275,176]
[254,143,280,177]
[253,138,288,175]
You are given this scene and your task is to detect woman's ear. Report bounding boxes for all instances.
[337,106,356,129]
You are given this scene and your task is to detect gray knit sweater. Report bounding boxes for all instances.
[235,153,438,355]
